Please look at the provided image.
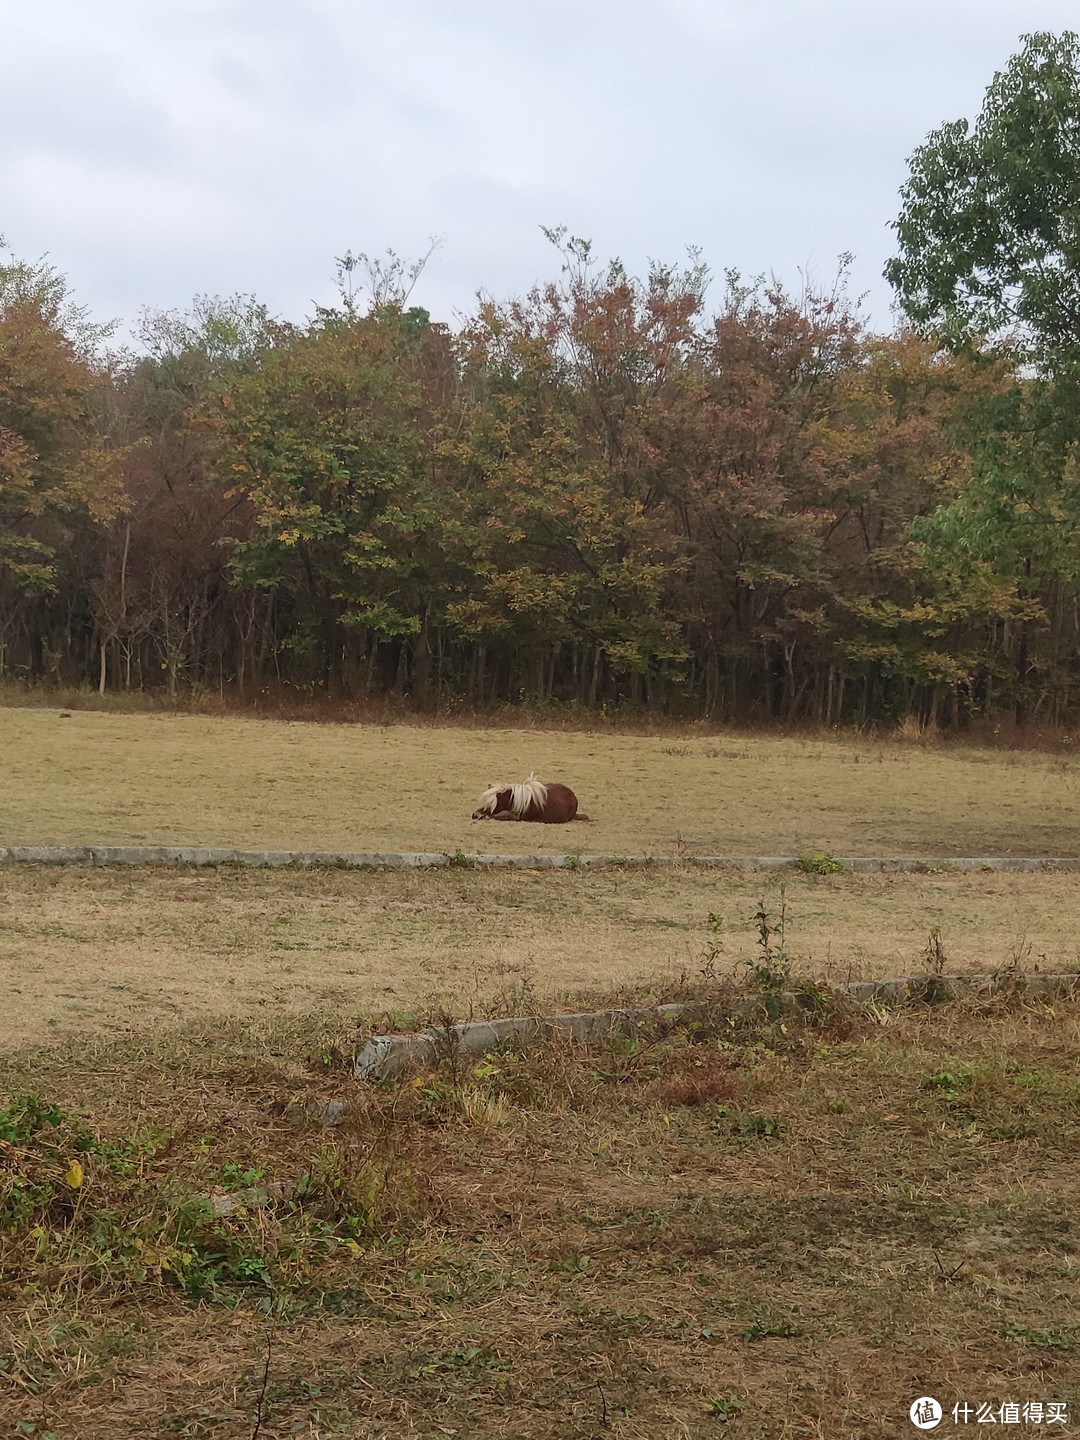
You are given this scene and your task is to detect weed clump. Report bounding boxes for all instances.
[0,1087,423,1307]
[747,888,794,994]
[797,851,848,875]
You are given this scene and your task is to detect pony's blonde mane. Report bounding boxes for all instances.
[474,773,548,816]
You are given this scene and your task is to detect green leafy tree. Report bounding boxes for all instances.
[211,298,460,698]
[886,33,1080,721]
[906,389,1080,722]
[825,334,1015,724]
[886,31,1080,367]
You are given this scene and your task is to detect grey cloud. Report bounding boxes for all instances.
[1,44,178,170]
[2,0,1077,343]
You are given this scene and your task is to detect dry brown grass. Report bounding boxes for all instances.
[0,988,1076,1438]
[3,863,1080,1050]
[4,704,1080,856]
[3,704,1076,1436]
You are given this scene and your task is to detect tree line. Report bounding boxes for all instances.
[4,33,1080,727]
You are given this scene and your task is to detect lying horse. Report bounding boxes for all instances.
[472,774,589,824]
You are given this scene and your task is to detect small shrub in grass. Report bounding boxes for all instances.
[796,851,847,875]
[708,1390,745,1419]
[736,1111,780,1139]
[923,1070,973,1096]
[1,1095,99,1234]
[741,1317,802,1340]
[1,1114,268,1301]
[701,909,725,978]
[304,1141,423,1243]
[590,1032,664,1085]
[145,1201,276,1301]
[409,1343,509,1389]
[922,924,948,974]
[746,887,793,993]
[0,1085,427,1305]
[792,977,836,1024]
[0,1093,68,1144]
[707,1107,781,1140]
[1001,1323,1070,1348]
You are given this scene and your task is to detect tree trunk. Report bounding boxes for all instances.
[589,647,603,708]
[1015,620,1030,726]
[412,611,433,708]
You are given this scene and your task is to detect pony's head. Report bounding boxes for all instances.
[472,783,513,819]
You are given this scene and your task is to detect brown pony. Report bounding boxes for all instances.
[471,773,590,824]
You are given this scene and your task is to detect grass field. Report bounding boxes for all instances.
[0,991,1076,1439]
[2,705,1079,1435]
[4,705,1080,857]
[3,863,1080,1048]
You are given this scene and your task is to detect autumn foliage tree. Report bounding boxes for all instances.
[0,242,124,674]
[10,159,1080,729]
[447,232,702,705]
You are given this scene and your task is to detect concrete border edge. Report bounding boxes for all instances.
[352,972,1080,1080]
[2,846,1077,873]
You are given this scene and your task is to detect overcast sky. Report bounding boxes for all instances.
[4,0,1078,344]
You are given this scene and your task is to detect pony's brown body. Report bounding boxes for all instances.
[472,775,589,825]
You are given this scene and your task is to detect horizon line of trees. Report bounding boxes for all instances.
[5,32,1080,727]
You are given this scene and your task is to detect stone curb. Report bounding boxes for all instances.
[353,971,1080,1080]
[1,845,1077,872]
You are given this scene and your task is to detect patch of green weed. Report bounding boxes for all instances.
[797,852,847,876]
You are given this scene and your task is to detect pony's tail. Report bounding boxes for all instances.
[573,812,592,822]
